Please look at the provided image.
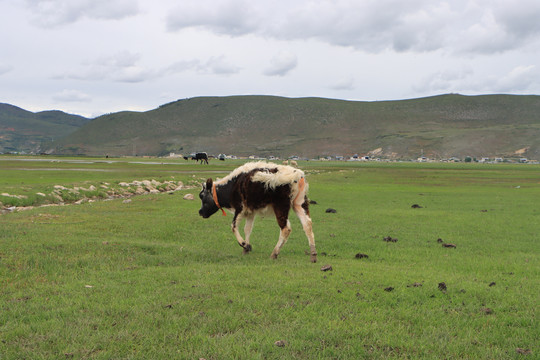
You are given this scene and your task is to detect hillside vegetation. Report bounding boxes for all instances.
[0,103,90,154]
[34,94,540,159]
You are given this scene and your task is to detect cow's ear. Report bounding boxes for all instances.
[206,178,213,190]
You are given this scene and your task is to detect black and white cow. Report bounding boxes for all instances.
[199,161,317,262]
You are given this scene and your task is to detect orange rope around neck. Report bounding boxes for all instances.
[212,183,226,216]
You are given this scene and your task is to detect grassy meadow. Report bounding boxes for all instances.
[0,156,538,359]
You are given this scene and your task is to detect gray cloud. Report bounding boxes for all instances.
[25,0,139,27]
[494,0,540,39]
[263,51,297,77]
[166,0,258,35]
[0,62,13,76]
[165,60,201,74]
[164,0,540,55]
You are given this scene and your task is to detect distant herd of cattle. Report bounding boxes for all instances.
[184,153,299,167]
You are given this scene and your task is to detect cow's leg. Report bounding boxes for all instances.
[232,210,249,251]
[242,214,255,254]
[294,198,317,263]
[270,206,291,260]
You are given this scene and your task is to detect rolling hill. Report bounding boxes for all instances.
[0,103,90,154]
[14,94,540,159]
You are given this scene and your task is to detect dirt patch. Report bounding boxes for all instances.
[481,307,494,315]
[355,253,369,259]
[383,236,398,242]
[516,348,532,355]
[442,243,457,248]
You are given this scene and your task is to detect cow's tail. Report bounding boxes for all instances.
[292,176,308,206]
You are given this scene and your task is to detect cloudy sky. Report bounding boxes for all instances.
[1,0,540,118]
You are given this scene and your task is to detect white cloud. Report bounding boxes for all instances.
[52,89,91,102]
[59,51,155,83]
[414,68,475,94]
[264,51,297,77]
[201,56,241,75]
[330,77,355,91]
[495,65,540,93]
[25,0,139,27]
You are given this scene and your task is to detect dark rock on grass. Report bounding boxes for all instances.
[489,282,496,287]
[437,238,443,243]
[384,287,394,292]
[320,264,333,272]
[438,282,447,291]
[274,340,287,347]
[355,253,369,259]
[442,243,457,248]
[309,200,318,205]
[411,204,423,208]
[325,208,337,213]
[383,236,398,242]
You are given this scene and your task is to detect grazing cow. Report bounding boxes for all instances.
[198,161,317,262]
[192,152,209,164]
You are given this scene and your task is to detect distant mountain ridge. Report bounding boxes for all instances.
[0,103,90,154]
[3,94,540,159]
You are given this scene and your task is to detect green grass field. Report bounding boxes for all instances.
[1,157,538,359]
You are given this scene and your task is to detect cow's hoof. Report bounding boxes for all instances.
[270,253,278,260]
[310,255,317,263]
[243,244,252,254]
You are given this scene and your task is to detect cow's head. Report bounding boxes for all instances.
[199,178,219,218]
